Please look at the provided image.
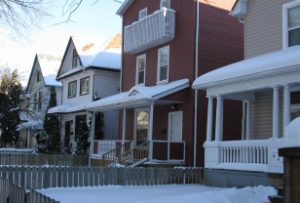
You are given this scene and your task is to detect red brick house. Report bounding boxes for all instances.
[86,0,244,167]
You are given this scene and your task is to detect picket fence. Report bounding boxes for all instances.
[0,177,60,203]
[0,166,202,190]
[0,154,89,166]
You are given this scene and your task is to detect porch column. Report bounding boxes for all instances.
[283,84,291,131]
[273,86,279,139]
[89,111,96,167]
[215,96,223,141]
[206,96,213,142]
[122,108,127,154]
[246,101,251,140]
[149,103,154,163]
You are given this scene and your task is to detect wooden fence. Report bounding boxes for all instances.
[0,166,202,190]
[0,154,89,166]
[0,177,60,203]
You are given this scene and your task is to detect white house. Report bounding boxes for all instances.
[17,54,62,148]
[192,0,300,174]
[48,34,121,153]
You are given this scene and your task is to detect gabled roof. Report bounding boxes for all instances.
[26,54,62,93]
[117,0,134,16]
[192,45,300,90]
[56,34,122,80]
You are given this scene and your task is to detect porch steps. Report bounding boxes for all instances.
[129,158,150,167]
[265,187,283,203]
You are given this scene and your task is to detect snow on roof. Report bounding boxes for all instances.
[17,119,43,131]
[37,54,62,86]
[87,47,121,70]
[193,45,300,89]
[47,104,86,114]
[85,79,189,111]
[19,112,28,121]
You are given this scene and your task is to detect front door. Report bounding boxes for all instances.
[135,108,149,146]
[168,111,183,141]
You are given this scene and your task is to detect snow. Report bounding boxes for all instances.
[16,119,43,131]
[37,54,62,86]
[85,79,189,111]
[47,103,86,114]
[37,184,276,203]
[0,148,35,152]
[281,117,300,148]
[87,48,121,70]
[193,45,300,89]
[43,74,62,87]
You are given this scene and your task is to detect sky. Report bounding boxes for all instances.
[0,0,124,86]
[38,184,277,203]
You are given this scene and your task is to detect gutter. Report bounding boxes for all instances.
[193,0,200,168]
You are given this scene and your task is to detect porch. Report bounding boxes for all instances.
[86,79,189,167]
[193,45,300,173]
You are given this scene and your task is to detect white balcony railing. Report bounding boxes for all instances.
[204,138,284,173]
[92,140,124,158]
[124,8,176,54]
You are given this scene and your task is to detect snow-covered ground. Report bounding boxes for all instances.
[38,184,276,203]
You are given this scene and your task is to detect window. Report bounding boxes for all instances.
[157,46,170,84]
[161,0,170,9]
[72,49,78,68]
[36,70,42,82]
[38,91,42,110]
[34,93,37,110]
[80,77,90,95]
[139,8,147,20]
[283,1,300,48]
[291,91,300,121]
[68,81,77,98]
[136,54,146,85]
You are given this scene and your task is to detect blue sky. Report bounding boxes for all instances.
[0,0,123,85]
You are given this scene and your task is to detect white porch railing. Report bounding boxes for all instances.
[124,8,176,54]
[92,140,125,158]
[204,138,284,173]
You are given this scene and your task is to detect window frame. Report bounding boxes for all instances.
[139,8,147,20]
[36,70,42,82]
[38,91,42,111]
[136,54,146,85]
[157,46,170,85]
[80,77,90,96]
[282,0,300,48]
[160,0,171,9]
[68,80,77,98]
[33,93,37,110]
[72,49,78,68]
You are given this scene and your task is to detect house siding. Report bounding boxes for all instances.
[244,0,293,59]
[93,70,120,100]
[251,90,284,139]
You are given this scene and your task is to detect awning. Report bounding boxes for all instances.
[17,120,43,131]
[193,45,300,89]
[85,79,189,111]
[48,104,86,114]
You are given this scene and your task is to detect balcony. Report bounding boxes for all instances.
[124,8,176,54]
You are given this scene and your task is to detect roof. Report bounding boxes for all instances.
[48,79,189,114]
[57,34,122,80]
[85,79,190,111]
[192,45,300,89]
[17,119,43,131]
[117,0,134,15]
[37,54,62,87]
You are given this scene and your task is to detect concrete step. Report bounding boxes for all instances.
[268,195,283,203]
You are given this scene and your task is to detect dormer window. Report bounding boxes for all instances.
[161,0,170,9]
[72,49,78,68]
[36,70,42,82]
[283,1,300,48]
[136,54,146,85]
[139,8,147,20]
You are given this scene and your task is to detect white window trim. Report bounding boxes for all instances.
[168,111,183,142]
[160,0,171,9]
[136,54,146,85]
[282,0,300,49]
[157,46,170,85]
[133,107,150,147]
[139,8,147,20]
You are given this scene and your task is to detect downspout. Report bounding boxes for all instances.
[193,0,200,168]
[120,16,124,93]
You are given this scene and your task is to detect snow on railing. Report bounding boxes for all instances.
[124,8,175,54]
[219,140,268,164]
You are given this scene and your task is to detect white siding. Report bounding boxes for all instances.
[102,111,119,140]
[58,42,77,76]
[93,70,120,100]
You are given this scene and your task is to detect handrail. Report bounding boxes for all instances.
[102,141,131,167]
[118,141,150,167]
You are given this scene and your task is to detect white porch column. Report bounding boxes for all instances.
[206,97,213,142]
[122,108,127,154]
[89,112,96,167]
[273,86,279,139]
[215,96,223,141]
[246,101,251,140]
[283,84,291,131]
[149,103,154,162]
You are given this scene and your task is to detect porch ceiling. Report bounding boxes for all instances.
[85,79,189,112]
[193,45,300,91]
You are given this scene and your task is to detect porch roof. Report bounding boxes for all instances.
[193,45,300,90]
[85,79,189,112]
[16,119,43,131]
[47,103,86,114]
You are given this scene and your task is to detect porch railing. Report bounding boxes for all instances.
[92,140,127,158]
[124,8,176,54]
[101,141,132,167]
[152,140,185,163]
